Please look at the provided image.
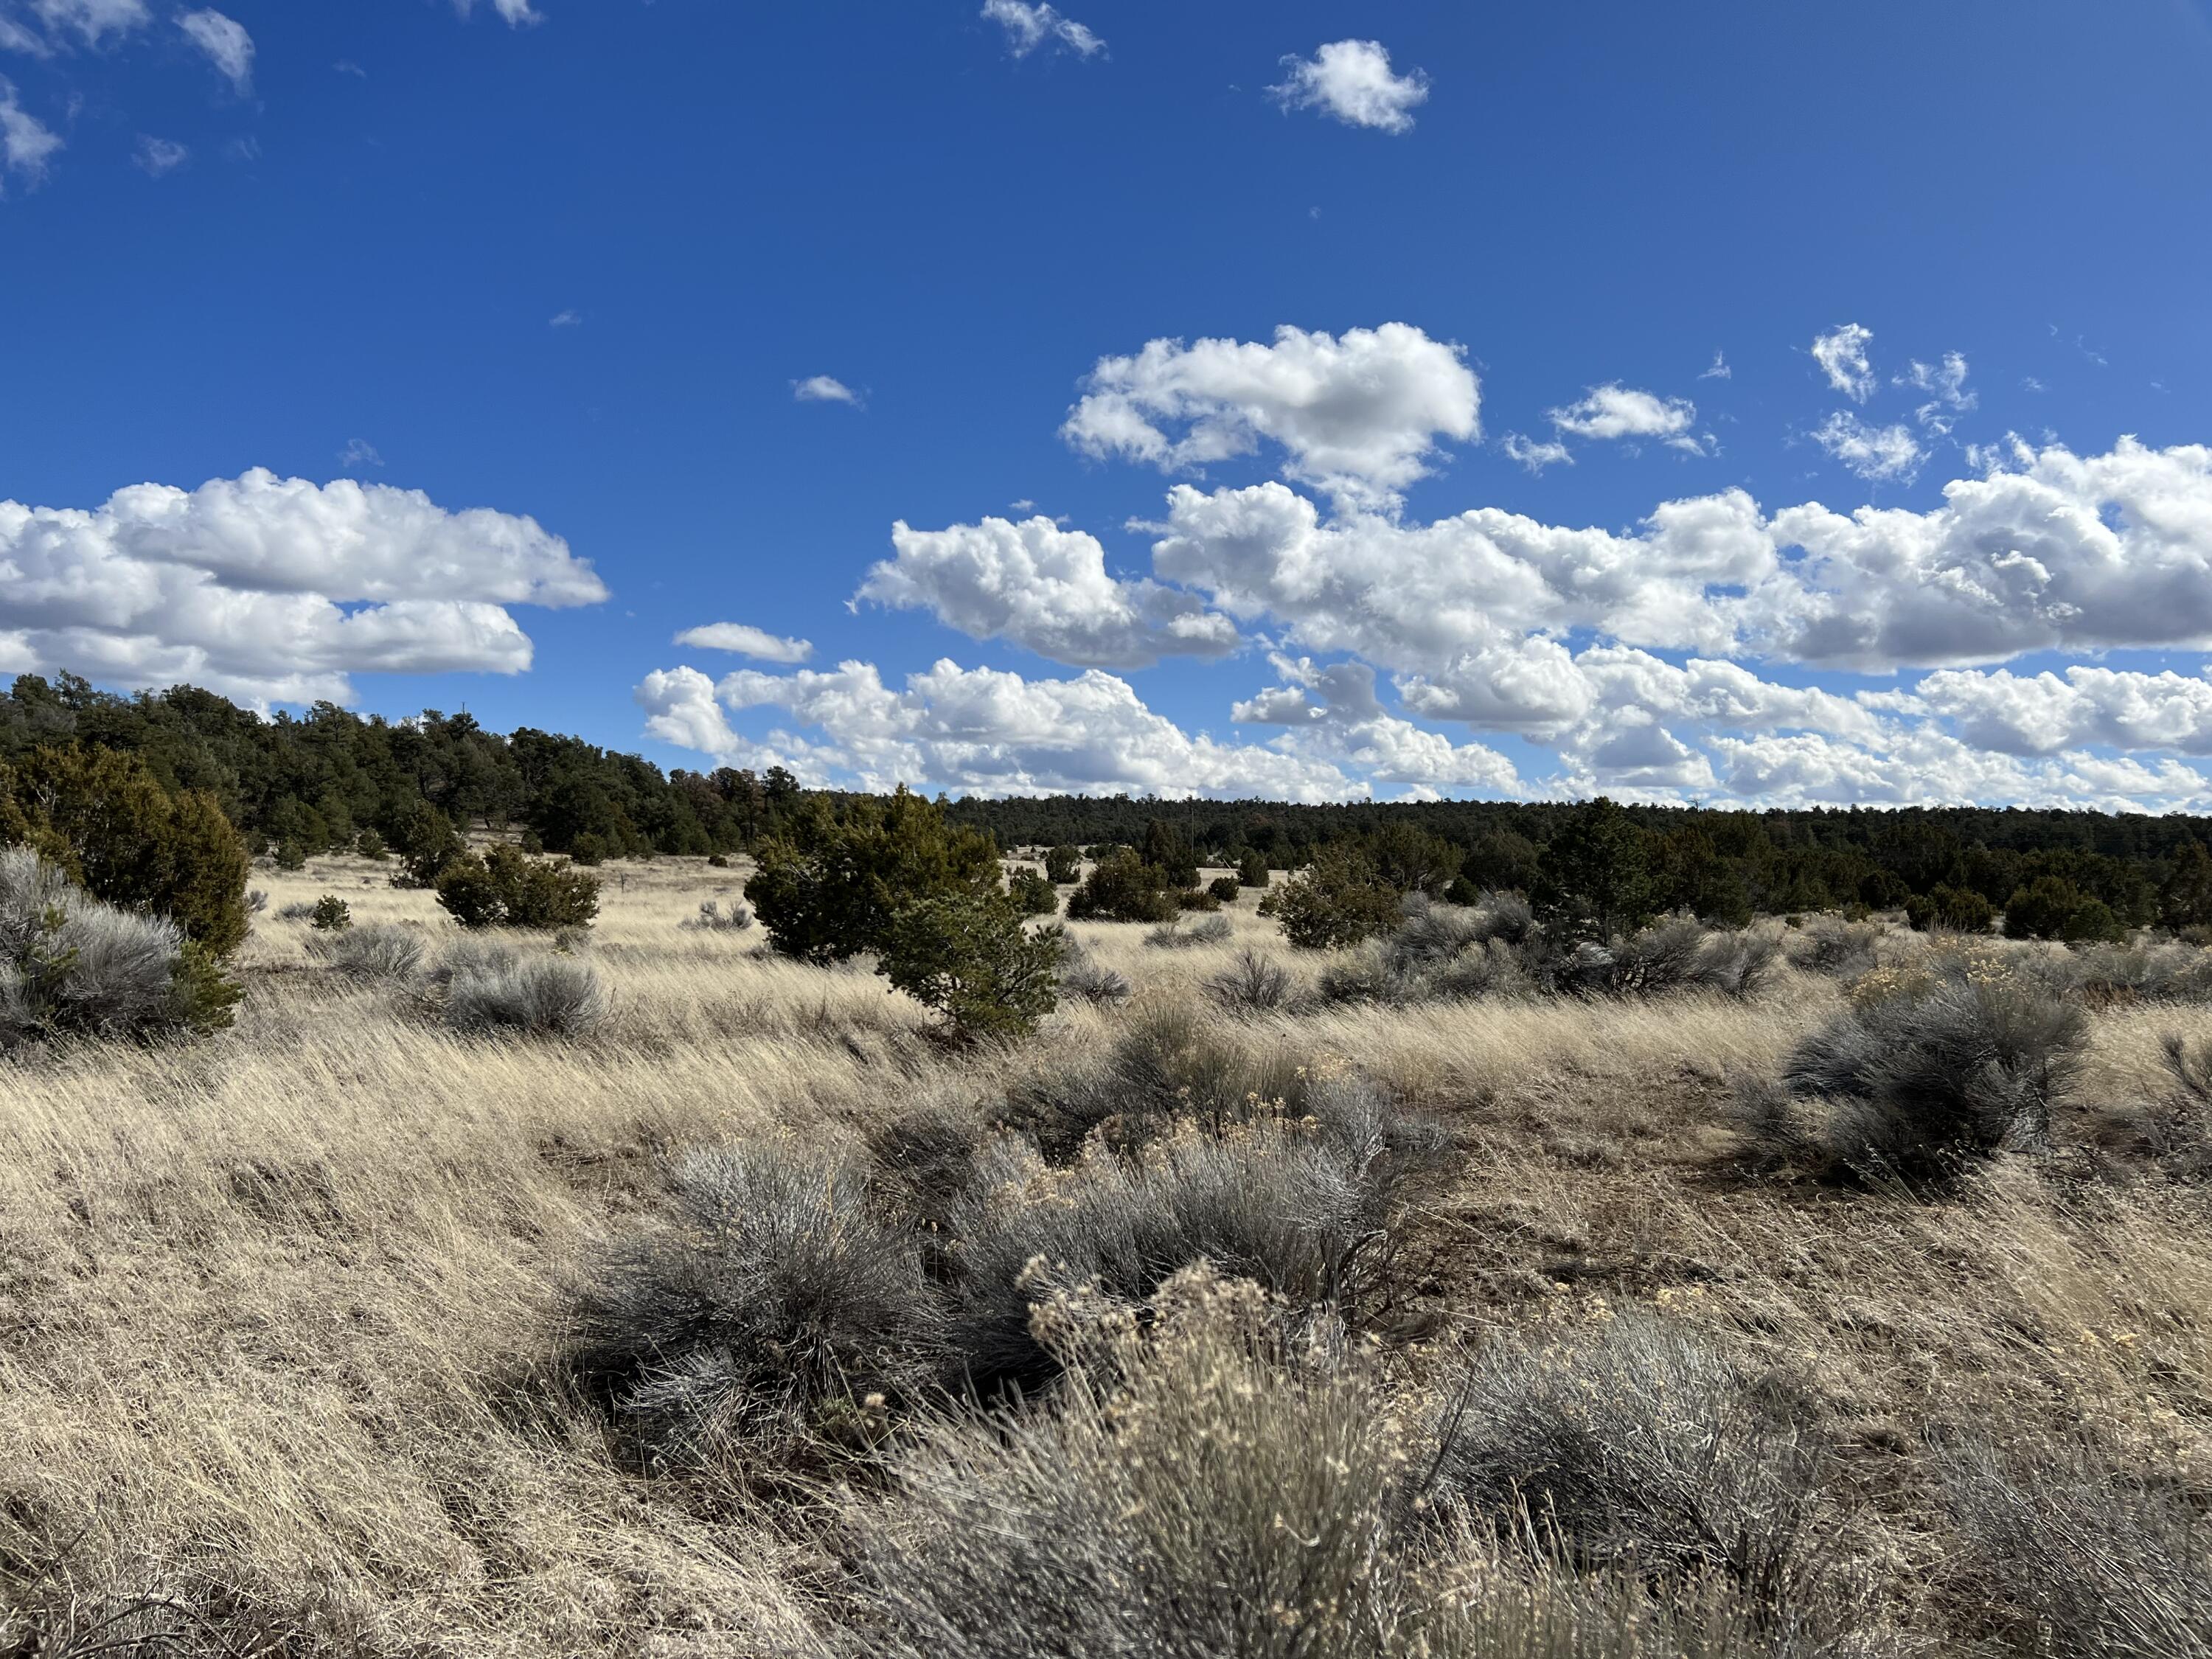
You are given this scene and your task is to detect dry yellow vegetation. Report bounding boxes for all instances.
[4,854,2210,1655]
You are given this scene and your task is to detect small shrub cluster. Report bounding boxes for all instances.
[1206,873,1242,904]
[835,1276,1838,1659]
[1319,896,1776,1009]
[571,1023,1435,1466]
[1065,849,1180,923]
[1905,884,1994,934]
[1054,943,1131,1006]
[308,894,352,932]
[1144,912,1232,949]
[878,890,1062,1042]
[2087,1032,2212,1181]
[1260,844,1404,949]
[1004,866,1059,917]
[1735,953,2089,1183]
[680,898,753,932]
[1936,1429,2212,1658]
[1042,844,1082,884]
[1207,947,1294,1013]
[436,844,601,931]
[1783,917,1882,978]
[0,847,238,1046]
[748,787,1000,964]
[0,743,252,955]
[305,922,425,981]
[442,947,608,1037]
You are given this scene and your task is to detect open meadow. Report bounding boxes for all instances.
[4,852,2211,1657]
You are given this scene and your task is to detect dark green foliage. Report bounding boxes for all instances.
[880,890,1063,1041]
[1206,874,1242,904]
[1175,885,1220,912]
[1534,797,1657,942]
[1043,843,1082,884]
[274,840,307,871]
[1260,844,1402,949]
[0,744,251,956]
[749,787,1001,964]
[1237,848,1271,888]
[1065,849,1180,923]
[2003,874,2124,942]
[1357,821,1461,897]
[354,827,388,861]
[2159,839,2212,931]
[308,894,351,932]
[1139,819,1199,888]
[1006,866,1060,917]
[1905,883,1994,934]
[434,844,601,931]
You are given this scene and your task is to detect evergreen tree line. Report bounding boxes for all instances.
[10,671,2212,936]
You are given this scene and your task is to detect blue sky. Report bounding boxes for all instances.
[6,1,2212,807]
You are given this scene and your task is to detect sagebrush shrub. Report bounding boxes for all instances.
[443,952,607,1037]
[570,1143,943,1467]
[1054,947,1131,1006]
[1430,1313,1829,1602]
[306,922,425,981]
[2088,1031,2212,1181]
[1937,1430,2212,1658]
[0,846,237,1045]
[945,1115,1395,1391]
[846,1271,1798,1659]
[1737,956,2089,1181]
[1146,913,1232,949]
[1785,918,1881,978]
[680,898,753,932]
[849,1270,1418,1659]
[1208,947,1295,1013]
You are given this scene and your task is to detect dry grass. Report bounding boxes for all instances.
[3,855,2209,1655]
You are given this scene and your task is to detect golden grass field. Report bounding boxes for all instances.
[4,853,2210,1655]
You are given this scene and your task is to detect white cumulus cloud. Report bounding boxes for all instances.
[1061,322,1478,510]
[981,0,1101,58]
[1547,383,1700,451]
[0,75,59,189]
[1811,323,1875,402]
[453,0,540,26]
[177,9,250,93]
[792,375,861,406]
[1270,39,1428,133]
[672,622,813,664]
[638,657,1375,802]
[1501,433,1572,473]
[132,133,186,175]
[858,514,1238,668]
[0,469,605,706]
[1812,411,1924,481]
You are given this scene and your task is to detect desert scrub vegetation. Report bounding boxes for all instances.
[1736,950,2090,1183]
[442,945,608,1036]
[0,846,240,1043]
[434,842,602,931]
[13,844,2212,1656]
